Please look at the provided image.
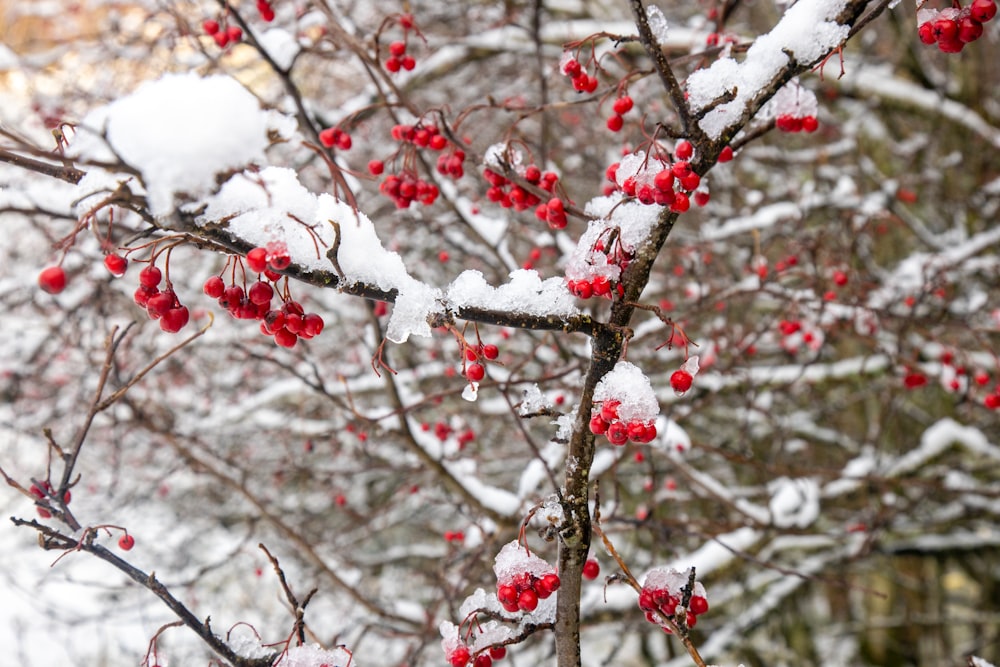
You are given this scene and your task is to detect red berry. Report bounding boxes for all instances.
[606,114,625,132]
[675,139,693,161]
[985,394,1000,409]
[248,281,274,305]
[933,18,959,42]
[589,414,609,435]
[473,654,492,667]
[612,95,634,115]
[203,276,225,298]
[139,265,162,288]
[958,16,984,42]
[718,145,734,162]
[971,0,998,22]
[274,329,298,348]
[38,266,67,294]
[368,159,385,175]
[517,588,539,611]
[669,192,690,213]
[448,647,471,667]
[539,572,561,594]
[466,362,485,382]
[833,270,848,286]
[497,584,518,606]
[600,400,620,422]
[385,56,401,72]
[319,127,338,148]
[389,40,407,57]
[482,344,499,360]
[401,55,416,70]
[160,306,190,333]
[606,421,628,446]
[904,372,927,388]
[694,191,710,207]
[118,534,135,550]
[104,254,128,277]
[670,369,693,393]
[689,595,709,615]
[146,291,174,319]
[202,19,220,35]
[582,559,600,580]
[489,647,507,660]
[303,313,325,337]
[918,21,937,44]
[226,25,243,43]
[801,115,819,133]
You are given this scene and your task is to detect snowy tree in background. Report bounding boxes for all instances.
[1,1,998,666]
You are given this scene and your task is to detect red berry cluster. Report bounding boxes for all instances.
[565,228,631,299]
[29,481,71,518]
[385,39,417,72]
[918,0,996,52]
[133,264,190,333]
[379,172,440,208]
[372,123,462,207]
[606,95,633,132]
[255,0,275,22]
[463,342,498,383]
[607,148,704,214]
[38,265,67,294]
[204,244,324,348]
[559,53,599,93]
[319,126,352,150]
[202,18,243,48]
[588,399,657,445]
[638,586,709,632]
[496,570,561,613]
[444,642,507,667]
[482,165,565,227]
[776,113,819,133]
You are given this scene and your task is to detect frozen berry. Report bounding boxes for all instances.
[670,369,693,394]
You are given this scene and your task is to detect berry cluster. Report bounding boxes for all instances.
[385,39,417,72]
[255,0,275,22]
[29,481,70,519]
[463,341,499,383]
[319,126,352,150]
[638,568,709,632]
[496,570,560,614]
[918,0,996,52]
[440,622,507,667]
[202,18,243,48]
[589,399,657,445]
[482,164,565,228]
[776,114,819,133]
[372,123,463,208]
[493,540,560,614]
[607,144,707,214]
[565,227,631,299]
[606,94,634,132]
[204,244,324,348]
[770,78,819,133]
[559,52,599,93]
[133,264,190,333]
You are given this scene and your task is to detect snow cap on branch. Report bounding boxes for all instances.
[593,361,659,422]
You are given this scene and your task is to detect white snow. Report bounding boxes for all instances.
[686,0,850,139]
[767,477,821,528]
[257,28,301,71]
[446,269,578,318]
[72,73,287,216]
[593,361,659,423]
[493,540,557,582]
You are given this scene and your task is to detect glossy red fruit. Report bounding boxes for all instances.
[160,306,190,333]
[517,588,539,612]
[246,247,268,273]
[670,369,693,393]
[104,254,128,277]
[582,559,600,580]
[689,595,709,615]
[612,95,634,114]
[38,266,67,294]
[118,534,135,550]
[139,265,162,288]
[466,362,485,382]
[203,275,225,298]
[971,0,997,22]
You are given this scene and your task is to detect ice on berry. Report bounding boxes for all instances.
[765,78,818,120]
[645,5,670,43]
[593,361,659,423]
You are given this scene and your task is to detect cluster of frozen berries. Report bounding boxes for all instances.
[565,228,630,300]
[589,399,658,445]
[638,568,709,632]
[559,52,599,93]
[133,264,191,333]
[370,123,464,208]
[442,630,507,667]
[607,141,706,213]
[383,13,418,72]
[918,0,996,52]
[496,568,560,614]
[482,165,567,228]
[204,243,324,348]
